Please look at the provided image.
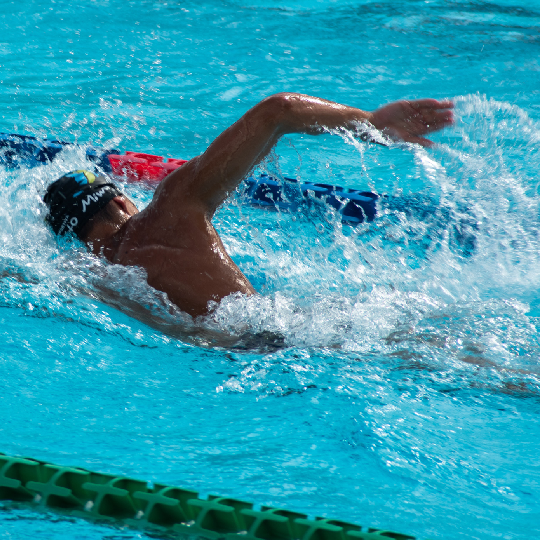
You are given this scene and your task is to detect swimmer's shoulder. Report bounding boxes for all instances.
[111,214,213,271]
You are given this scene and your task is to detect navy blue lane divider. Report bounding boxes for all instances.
[0,132,117,172]
[243,175,378,224]
[0,132,379,224]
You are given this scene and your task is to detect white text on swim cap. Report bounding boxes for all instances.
[80,186,109,213]
[58,215,79,235]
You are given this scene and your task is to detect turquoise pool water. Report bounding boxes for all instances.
[1,0,540,538]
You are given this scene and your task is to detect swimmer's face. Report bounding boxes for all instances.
[78,194,139,244]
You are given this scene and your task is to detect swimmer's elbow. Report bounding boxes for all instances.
[259,93,303,133]
[260,92,328,134]
[261,92,297,110]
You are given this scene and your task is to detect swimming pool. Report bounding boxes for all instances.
[1,0,540,538]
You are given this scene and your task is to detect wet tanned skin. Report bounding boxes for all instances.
[89,93,454,317]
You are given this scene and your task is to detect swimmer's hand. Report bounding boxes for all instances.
[369,99,454,147]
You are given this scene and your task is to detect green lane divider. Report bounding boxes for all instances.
[0,452,421,540]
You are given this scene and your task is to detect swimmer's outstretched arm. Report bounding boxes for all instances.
[152,93,453,217]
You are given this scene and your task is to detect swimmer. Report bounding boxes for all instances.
[44,93,453,317]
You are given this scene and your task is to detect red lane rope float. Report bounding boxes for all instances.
[108,152,188,183]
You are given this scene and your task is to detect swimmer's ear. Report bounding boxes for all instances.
[112,195,139,216]
[111,196,129,213]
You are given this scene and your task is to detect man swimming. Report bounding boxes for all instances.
[44,93,453,317]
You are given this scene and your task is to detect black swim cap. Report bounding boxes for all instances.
[44,170,122,236]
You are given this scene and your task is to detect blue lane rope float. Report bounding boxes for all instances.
[243,175,378,225]
[0,452,423,539]
[0,132,379,225]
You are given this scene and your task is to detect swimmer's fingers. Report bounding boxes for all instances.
[406,99,454,134]
[408,98,454,111]
[371,98,454,143]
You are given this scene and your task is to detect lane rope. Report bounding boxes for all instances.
[0,452,419,540]
[0,132,379,225]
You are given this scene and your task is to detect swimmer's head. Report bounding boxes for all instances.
[44,170,124,237]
